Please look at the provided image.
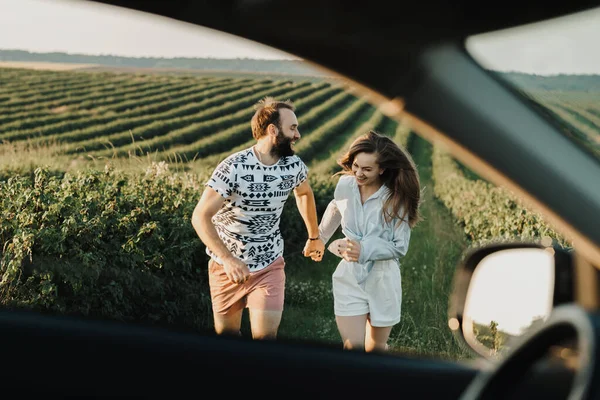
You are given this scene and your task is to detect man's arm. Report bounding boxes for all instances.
[293,180,325,261]
[293,180,320,238]
[191,187,249,283]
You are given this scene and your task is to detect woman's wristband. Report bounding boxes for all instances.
[308,237,320,241]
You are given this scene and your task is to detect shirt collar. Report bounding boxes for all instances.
[350,175,390,201]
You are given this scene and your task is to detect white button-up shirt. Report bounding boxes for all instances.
[318,175,411,282]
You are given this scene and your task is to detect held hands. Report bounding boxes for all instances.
[303,237,325,262]
[222,257,250,284]
[328,237,361,263]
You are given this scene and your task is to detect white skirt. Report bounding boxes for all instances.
[332,259,402,327]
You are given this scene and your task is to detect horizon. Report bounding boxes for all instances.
[0,47,299,61]
[2,48,600,78]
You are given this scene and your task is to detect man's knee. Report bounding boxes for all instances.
[214,325,242,336]
[252,331,277,340]
[213,309,243,335]
[249,309,282,340]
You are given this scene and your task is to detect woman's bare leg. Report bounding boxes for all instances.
[365,318,393,352]
[335,314,368,350]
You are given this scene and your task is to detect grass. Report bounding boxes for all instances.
[0,139,194,179]
[276,253,340,347]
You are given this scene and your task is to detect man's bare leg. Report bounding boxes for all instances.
[213,308,244,336]
[249,309,283,340]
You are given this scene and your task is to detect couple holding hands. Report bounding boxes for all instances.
[191,96,421,352]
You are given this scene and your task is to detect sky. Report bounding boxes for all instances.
[0,0,299,60]
[467,6,600,75]
[0,0,598,74]
[463,248,555,336]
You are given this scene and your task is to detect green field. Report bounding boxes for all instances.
[0,66,593,361]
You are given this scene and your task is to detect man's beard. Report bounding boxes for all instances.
[270,131,295,158]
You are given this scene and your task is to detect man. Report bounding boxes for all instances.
[191,96,325,340]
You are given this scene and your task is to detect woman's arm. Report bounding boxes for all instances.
[357,219,411,264]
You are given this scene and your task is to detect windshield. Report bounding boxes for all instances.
[2,0,585,365]
[465,7,600,163]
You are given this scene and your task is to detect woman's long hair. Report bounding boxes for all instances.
[336,130,422,228]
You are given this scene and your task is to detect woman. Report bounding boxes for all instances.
[316,130,421,352]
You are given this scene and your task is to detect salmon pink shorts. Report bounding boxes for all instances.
[208,256,286,315]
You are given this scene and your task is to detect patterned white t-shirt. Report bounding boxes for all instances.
[205,146,308,272]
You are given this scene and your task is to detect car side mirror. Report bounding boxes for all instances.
[448,242,574,359]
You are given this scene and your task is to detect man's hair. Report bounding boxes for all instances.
[251,96,295,140]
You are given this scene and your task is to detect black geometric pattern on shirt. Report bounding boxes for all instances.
[253,243,276,254]
[212,171,230,187]
[242,199,271,207]
[209,151,300,264]
[245,214,279,235]
[228,241,241,256]
[241,164,262,171]
[248,183,269,192]
[213,209,238,227]
[257,231,281,243]
[279,161,300,171]
[296,167,308,183]
[278,179,295,191]
[270,190,291,198]
[246,193,272,200]
[241,174,254,182]
[252,251,276,265]
[229,184,242,197]
[219,234,243,253]
[216,161,232,176]
[220,229,279,244]
[248,261,275,272]
[247,242,276,260]
[231,153,249,163]
[217,227,249,244]
[239,206,279,213]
